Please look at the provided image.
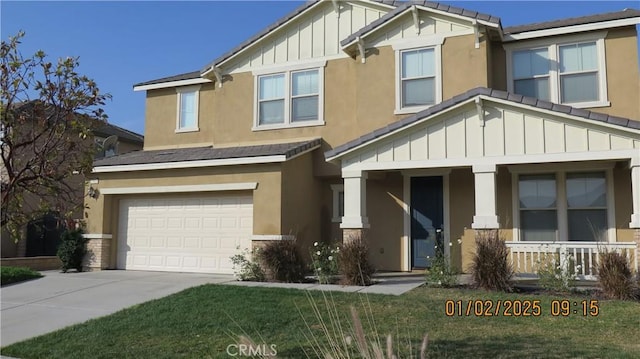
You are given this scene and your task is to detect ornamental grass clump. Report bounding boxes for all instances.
[470,230,513,292]
[310,241,340,284]
[597,250,638,300]
[260,239,306,283]
[296,291,429,359]
[338,234,374,286]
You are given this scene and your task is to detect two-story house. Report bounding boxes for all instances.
[85,1,640,278]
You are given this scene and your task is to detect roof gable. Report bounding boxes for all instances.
[326,87,640,163]
[341,1,501,49]
[202,0,395,75]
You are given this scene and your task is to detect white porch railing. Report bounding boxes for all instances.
[505,241,638,280]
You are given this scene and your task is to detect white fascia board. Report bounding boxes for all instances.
[133,78,211,92]
[503,17,640,42]
[100,182,258,195]
[477,95,640,135]
[93,155,286,173]
[414,5,501,29]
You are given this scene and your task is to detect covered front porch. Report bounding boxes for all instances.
[325,88,640,278]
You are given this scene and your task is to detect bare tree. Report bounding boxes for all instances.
[1,31,110,241]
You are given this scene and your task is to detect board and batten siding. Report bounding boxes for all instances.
[343,103,640,167]
[226,1,388,73]
[368,11,473,47]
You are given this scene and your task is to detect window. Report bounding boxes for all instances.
[395,43,442,114]
[519,174,557,241]
[401,48,436,108]
[331,184,344,223]
[254,65,324,129]
[176,85,200,132]
[566,172,607,241]
[516,170,612,242]
[512,48,550,101]
[507,33,608,108]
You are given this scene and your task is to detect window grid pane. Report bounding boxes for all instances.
[513,48,549,79]
[259,74,285,100]
[559,42,597,73]
[402,77,435,107]
[560,72,598,103]
[292,70,318,96]
[291,96,318,122]
[259,99,285,125]
[402,48,435,79]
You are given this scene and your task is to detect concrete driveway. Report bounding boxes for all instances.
[1,270,233,346]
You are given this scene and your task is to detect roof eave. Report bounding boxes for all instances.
[503,16,640,42]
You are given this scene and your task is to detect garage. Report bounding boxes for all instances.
[117,194,253,274]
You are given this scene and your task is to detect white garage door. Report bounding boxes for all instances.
[117,194,253,274]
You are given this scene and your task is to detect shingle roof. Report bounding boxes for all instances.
[341,1,501,47]
[94,123,144,144]
[133,71,201,88]
[504,8,640,34]
[325,87,640,159]
[94,138,321,167]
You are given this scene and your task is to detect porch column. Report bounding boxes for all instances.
[341,170,369,242]
[471,164,500,229]
[630,156,640,229]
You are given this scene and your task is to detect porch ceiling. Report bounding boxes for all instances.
[326,87,640,169]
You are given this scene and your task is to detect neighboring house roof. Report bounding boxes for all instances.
[341,1,501,47]
[325,87,640,160]
[133,71,201,88]
[504,8,640,34]
[94,123,144,144]
[94,138,322,167]
[10,100,143,144]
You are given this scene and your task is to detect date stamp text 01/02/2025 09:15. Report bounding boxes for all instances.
[444,299,600,317]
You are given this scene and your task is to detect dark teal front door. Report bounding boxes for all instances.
[411,176,444,268]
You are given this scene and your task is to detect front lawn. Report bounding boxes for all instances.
[0,266,42,286]
[2,284,639,358]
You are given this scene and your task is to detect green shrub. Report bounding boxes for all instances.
[425,241,459,288]
[57,228,87,272]
[1,266,42,286]
[230,247,265,282]
[536,247,578,292]
[338,234,374,286]
[310,241,340,284]
[470,230,513,292]
[597,250,638,300]
[259,239,306,282]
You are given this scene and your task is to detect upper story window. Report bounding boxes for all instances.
[176,85,200,132]
[507,32,608,108]
[393,38,443,115]
[253,62,325,130]
[401,48,436,108]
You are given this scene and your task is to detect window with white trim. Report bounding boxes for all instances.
[395,44,442,114]
[331,184,344,223]
[516,171,610,242]
[255,67,323,129]
[176,85,200,132]
[507,33,608,108]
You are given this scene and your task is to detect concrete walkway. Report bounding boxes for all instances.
[1,270,424,347]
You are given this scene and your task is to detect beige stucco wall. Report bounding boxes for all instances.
[366,172,405,271]
[614,163,634,242]
[143,83,216,150]
[591,27,640,120]
[441,34,489,99]
[280,153,323,258]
